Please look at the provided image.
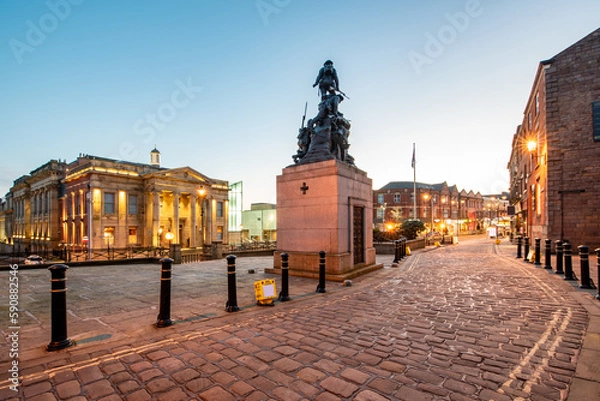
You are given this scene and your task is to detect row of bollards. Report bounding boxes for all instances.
[515,236,599,294]
[393,237,408,264]
[46,251,331,350]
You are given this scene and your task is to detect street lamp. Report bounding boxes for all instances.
[165,231,174,246]
[423,193,434,235]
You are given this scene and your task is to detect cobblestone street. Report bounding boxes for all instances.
[1,237,599,400]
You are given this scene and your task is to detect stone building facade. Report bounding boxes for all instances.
[373,181,484,234]
[3,150,229,253]
[508,27,600,249]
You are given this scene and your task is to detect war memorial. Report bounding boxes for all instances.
[269,60,382,281]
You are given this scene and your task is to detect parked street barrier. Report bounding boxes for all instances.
[534,238,542,266]
[516,236,523,259]
[544,239,552,270]
[596,248,600,300]
[563,242,576,281]
[523,237,530,262]
[555,240,564,275]
[47,264,73,351]
[278,253,291,302]
[316,251,326,293]
[578,246,593,289]
[156,258,174,327]
[225,255,240,312]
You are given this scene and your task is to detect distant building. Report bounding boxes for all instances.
[507,27,600,248]
[241,203,277,243]
[3,150,229,253]
[373,181,484,234]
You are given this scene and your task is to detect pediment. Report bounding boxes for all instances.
[143,167,211,184]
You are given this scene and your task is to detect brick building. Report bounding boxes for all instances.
[2,150,229,254]
[507,27,600,249]
[373,181,484,235]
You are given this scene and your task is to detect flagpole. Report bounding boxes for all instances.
[412,143,417,220]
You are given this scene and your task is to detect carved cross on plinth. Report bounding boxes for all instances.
[300,182,309,195]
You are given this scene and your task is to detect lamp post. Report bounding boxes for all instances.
[423,194,434,235]
[157,227,163,255]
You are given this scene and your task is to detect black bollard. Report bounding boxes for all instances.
[47,264,73,351]
[596,248,600,300]
[400,238,406,260]
[523,237,530,262]
[534,238,542,266]
[555,240,564,275]
[316,251,326,293]
[278,253,291,302]
[563,242,575,281]
[156,258,174,327]
[543,239,552,269]
[225,255,240,312]
[392,240,399,264]
[578,246,593,289]
[516,236,523,258]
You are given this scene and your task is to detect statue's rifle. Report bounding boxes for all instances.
[301,101,308,127]
[337,89,350,100]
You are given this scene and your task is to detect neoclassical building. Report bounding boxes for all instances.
[4,149,229,253]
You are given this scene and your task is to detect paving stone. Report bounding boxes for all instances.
[320,377,359,398]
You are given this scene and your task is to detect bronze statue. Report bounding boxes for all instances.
[313,60,339,99]
[294,61,354,166]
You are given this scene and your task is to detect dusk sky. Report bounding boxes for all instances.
[1,1,599,209]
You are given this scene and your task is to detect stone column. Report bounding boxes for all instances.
[191,194,197,247]
[173,191,180,244]
[153,192,160,247]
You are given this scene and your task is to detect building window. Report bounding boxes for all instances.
[377,208,384,220]
[104,193,115,214]
[535,93,540,115]
[593,101,600,142]
[128,227,137,244]
[128,194,138,215]
[103,227,115,246]
[217,202,223,218]
[75,192,81,216]
[393,193,400,203]
[217,226,223,240]
[377,194,384,204]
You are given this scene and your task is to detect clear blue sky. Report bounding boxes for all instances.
[1,0,599,208]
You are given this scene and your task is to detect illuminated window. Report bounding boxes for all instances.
[104,192,115,214]
[217,226,223,240]
[128,227,137,244]
[103,227,115,245]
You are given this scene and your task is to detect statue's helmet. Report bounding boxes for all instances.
[324,60,333,66]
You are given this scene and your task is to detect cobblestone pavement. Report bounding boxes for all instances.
[1,237,599,400]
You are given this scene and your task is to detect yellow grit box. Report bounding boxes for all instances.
[254,279,277,306]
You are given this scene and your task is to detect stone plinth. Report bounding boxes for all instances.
[267,159,381,281]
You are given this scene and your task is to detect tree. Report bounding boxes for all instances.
[402,220,426,240]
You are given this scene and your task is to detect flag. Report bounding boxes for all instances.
[411,144,415,169]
